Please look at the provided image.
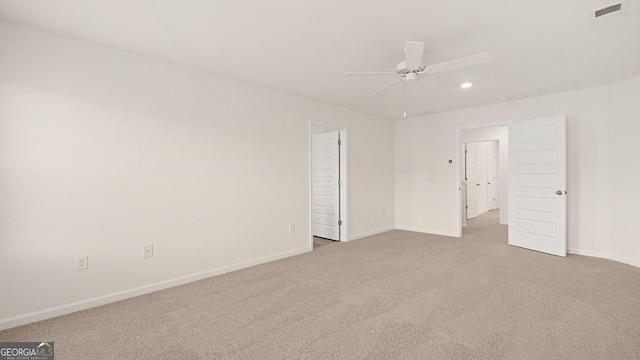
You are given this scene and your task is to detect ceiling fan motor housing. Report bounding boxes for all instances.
[396,60,425,76]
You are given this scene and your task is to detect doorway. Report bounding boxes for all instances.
[464,140,499,222]
[456,115,568,257]
[309,121,348,250]
[457,123,510,234]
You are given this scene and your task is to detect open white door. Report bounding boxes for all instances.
[312,131,341,240]
[508,115,567,257]
[465,143,479,219]
[487,147,497,210]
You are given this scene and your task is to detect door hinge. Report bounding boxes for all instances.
[338,139,342,146]
[466,205,468,209]
[338,180,342,186]
[465,150,467,154]
[338,220,343,226]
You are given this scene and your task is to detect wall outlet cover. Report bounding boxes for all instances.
[76,255,88,271]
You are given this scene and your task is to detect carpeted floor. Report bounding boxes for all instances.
[313,236,338,249]
[2,211,640,359]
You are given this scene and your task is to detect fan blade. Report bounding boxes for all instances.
[344,72,395,76]
[404,41,425,69]
[423,53,491,74]
[371,78,403,96]
[417,76,440,89]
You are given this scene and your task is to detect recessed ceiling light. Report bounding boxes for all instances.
[460,82,473,89]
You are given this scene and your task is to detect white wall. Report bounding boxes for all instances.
[461,127,508,224]
[0,20,395,329]
[396,84,611,257]
[608,75,640,267]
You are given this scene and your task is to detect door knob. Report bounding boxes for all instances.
[556,190,563,195]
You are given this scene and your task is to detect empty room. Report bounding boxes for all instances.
[1,1,640,359]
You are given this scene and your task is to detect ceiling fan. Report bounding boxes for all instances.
[345,41,491,116]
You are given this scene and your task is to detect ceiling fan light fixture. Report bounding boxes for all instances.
[460,82,473,89]
[344,42,491,117]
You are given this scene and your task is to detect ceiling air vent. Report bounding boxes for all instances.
[591,1,627,22]
[595,3,622,17]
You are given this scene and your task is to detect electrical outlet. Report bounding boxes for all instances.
[288,222,295,232]
[76,255,88,271]
[144,244,153,258]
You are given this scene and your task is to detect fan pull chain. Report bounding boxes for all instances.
[403,80,407,118]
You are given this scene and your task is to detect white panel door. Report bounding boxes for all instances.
[487,147,497,210]
[509,115,567,257]
[465,143,479,219]
[312,131,340,240]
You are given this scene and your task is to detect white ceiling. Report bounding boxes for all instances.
[1,0,639,119]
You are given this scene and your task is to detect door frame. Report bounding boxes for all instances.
[455,121,512,237]
[309,120,348,250]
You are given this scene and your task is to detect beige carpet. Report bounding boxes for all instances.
[313,236,337,248]
[2,211,640,359]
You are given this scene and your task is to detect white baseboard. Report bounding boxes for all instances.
[609,254,640,269]
[395,226,458,238]
[0,247,310,331]
[568,248,640,269]
[567,248,610,259]
[349,226,395,241]
[500,220,509,225]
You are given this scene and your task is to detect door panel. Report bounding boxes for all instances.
[508,115,567,257]
[465,143,479,219]
[312,131,340,240]
[487,147,497,210]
